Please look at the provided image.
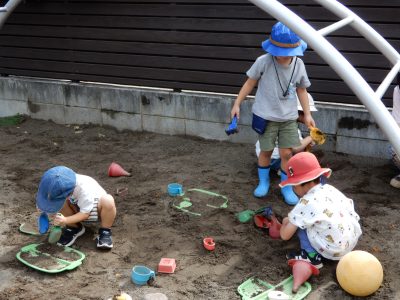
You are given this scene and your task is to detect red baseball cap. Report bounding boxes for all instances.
[279,152,332,187]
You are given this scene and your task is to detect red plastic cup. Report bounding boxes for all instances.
[203,237,215,251]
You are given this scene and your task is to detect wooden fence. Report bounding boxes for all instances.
[0,0,399,106]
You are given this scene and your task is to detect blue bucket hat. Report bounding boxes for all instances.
[36,166,76,213]
[262,22,307,56]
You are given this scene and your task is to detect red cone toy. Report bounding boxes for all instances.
[288,259,320,293]
[108,162,131,177]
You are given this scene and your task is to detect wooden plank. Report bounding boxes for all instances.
[0,47,250,73]
[2,25,400,53]
[0,36,393,70]
[0,36,262,60]
[7,14,400,40]
[0,46,392,84]
[14,2,400,23]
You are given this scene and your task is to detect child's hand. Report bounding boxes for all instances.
[53,213,66,226]
[303,114,316,128]
[231,104,240,120]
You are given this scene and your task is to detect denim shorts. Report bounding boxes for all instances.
[259,120,300,151]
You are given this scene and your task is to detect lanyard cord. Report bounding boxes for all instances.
[272,56,298,97]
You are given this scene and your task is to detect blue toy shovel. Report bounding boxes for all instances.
[38,212,49,234]
[225,116,238,135]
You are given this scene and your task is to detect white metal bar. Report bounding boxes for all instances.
[247,0,400,157]
[318,16,354,37]
[375,61,400,100]
[314,0,400,65]
[0,0,23,29]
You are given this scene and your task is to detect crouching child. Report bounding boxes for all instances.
[36,166,116,249]
[279,152,362,268]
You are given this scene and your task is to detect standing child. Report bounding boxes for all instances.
[389,73,400,188]
[231,22,315,205]
[36,166,116,249]
[279,152,362,268]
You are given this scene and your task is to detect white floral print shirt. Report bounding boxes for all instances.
[288,184,362,260]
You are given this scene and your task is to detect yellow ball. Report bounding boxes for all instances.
[336,250,383,296]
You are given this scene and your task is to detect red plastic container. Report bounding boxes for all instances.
[253,215,272,229]
[158,258,176,274]
[203,237,215,251]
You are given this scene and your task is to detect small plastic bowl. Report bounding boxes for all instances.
[203,237,215,251]
[167,183,183,196]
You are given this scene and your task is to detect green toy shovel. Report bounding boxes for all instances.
[236,206,270,223]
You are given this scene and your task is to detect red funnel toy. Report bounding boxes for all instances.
[288,259,319,293]
[108,162,131,177]
[268,216,282,239]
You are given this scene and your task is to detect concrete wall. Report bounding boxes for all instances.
[0,77,391,159]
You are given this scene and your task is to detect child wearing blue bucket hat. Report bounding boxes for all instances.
[36,166,116,249]
[230,22,316,205]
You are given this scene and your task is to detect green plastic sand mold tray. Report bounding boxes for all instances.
[16,243,86,274]
[238,276,311,300]
[172,188,228,216]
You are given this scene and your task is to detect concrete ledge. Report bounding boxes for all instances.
[0,77,392,159]
[30,102,65,124]
[143,115,185,135]
[0,99,27,117]
[102,111,142,132]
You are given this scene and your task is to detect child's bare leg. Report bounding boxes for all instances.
[279,148,293,171]
[258,150,272,167]
[98,194,116,228]
[59,200,80,228]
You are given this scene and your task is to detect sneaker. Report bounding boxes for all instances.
[286,249,323,269]
[96,228,113,249]
[57,225,85,247]
[390,175,400,188]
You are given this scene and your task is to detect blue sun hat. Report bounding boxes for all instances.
[36,166,76,213]
[262,22,307,56]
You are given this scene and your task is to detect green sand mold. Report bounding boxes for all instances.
[172,188,228,216]
[16,243,85,274]
[238,276,311,300]
[19,223,41,236]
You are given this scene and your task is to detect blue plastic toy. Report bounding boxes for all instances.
[38,212,49,234]
[131,265,156,286]
[225,116,238,135]
[263,206,273,219]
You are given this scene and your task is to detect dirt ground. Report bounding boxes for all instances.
[0,118,400,300]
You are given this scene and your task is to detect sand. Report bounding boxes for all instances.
[0,118,399,300]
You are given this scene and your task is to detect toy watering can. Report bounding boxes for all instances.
[131,265,155,286]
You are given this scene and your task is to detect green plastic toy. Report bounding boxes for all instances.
[237,276,311,300]
[19,223,41,236]
[236,206,269,223]
[172,188,228,216]
[16,243,85,274]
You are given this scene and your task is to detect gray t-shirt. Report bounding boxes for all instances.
[247,54,311,122]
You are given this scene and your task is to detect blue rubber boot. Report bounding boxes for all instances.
[280,170,299,205]
[254,166,270,198]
